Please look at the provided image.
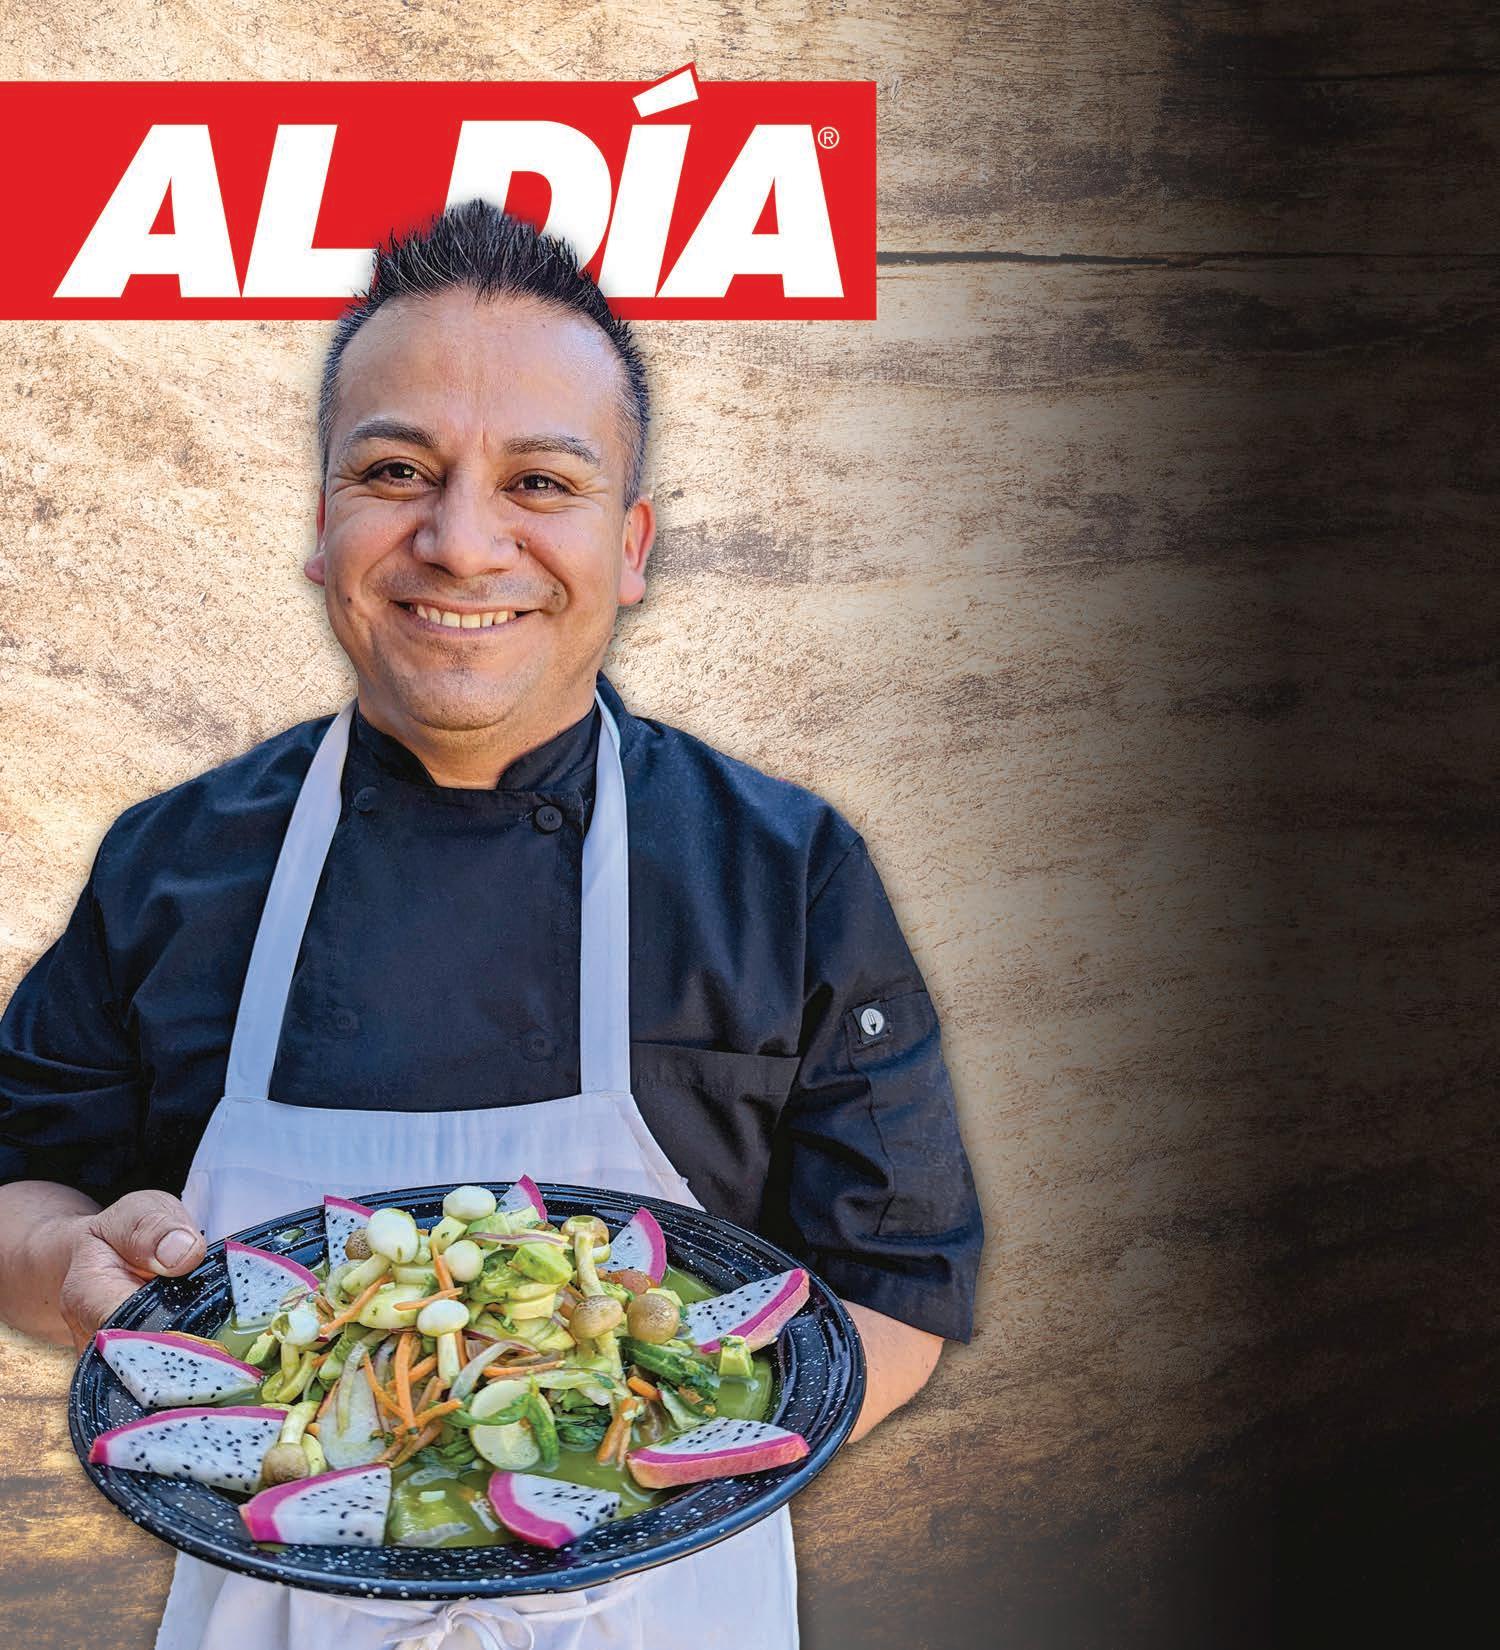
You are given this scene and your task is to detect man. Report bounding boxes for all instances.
[0,202,982,1648]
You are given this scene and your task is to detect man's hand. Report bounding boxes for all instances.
[840,1299,944,1442]
[58,1191,208,1352]
[0,1181,206,1352]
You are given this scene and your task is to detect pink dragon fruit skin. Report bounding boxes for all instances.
[224,1239,320,1326]
[94,1328,262,1408]
[322,1194,376,1268]
[88,1405,285,1495]
[241,1464,391,1546]
[682,1268,810,1353]
[487,1471,620,1548]
[498,1174,548,1223]
[608,1207,667,1283]
[627,1417,810,1489]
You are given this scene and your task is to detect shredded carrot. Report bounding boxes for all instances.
[317,1269,391,1337]
[414,1375,441,1417]
[362,1356,405,1423]
[408,1353,438,1384]
[393,1331,416,1429]
[596,1411,631,1465]
[486,1356,564,1376]
[627,1376,660,1401]
[610,1397,644,1468]
[314,1383,338,1421]
[388,1420,443,1468]
[432,1248,454,1293]
[393,1287,462,1312]
[409,1397,462,1431]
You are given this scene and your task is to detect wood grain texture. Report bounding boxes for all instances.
[2,3,1497,1648]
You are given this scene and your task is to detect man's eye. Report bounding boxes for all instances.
[366,461,423,484]
[514,473,566,494]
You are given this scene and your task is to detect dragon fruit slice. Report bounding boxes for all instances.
[608,1207,667,1284]
[88,1405,284,1494]
[94,1329,262,1409]
[241,1463,391,1545]
[682,1267,810,1353]
[627,1416,810,1489]
[497,1174,547,1225]
[224,1239,320,1327]
[486,1471,620,1548]
[323,1194,375,1269]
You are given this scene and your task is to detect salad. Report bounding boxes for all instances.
[87,1180,813,1551]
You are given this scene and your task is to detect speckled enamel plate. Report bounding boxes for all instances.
[68,1182,865,1599]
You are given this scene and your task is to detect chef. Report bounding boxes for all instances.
[0,201,982,1649]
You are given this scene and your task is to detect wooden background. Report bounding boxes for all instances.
[3,3,1497,1646]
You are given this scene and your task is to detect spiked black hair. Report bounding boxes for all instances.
[318,200,650,500]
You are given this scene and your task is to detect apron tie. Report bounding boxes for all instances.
[378,1600,534,1650]
[340,1574,645,1650]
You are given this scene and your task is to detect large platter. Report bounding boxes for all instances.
[69,1181,865,1600]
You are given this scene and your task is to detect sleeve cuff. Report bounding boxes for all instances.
[811,1250,977,1343]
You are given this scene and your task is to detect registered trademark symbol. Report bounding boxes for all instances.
[817,126,840,149]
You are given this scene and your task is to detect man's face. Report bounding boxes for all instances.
[307,289,652,740]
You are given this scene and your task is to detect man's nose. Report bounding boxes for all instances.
[410,480,525,578]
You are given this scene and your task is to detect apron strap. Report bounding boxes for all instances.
[224,704,353,1100]
[224,692,631,1103]
[579,696,631,1096]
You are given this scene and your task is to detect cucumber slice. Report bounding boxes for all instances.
[470,1379,530,1420]
[472,1419,541,1471]
[507,1294,557,1321]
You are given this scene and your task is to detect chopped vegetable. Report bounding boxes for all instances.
[393,1332,416,1431]
[316,1270,392,1338]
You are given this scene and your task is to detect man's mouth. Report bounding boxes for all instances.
[396,601,533,631]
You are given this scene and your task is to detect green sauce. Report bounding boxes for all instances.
[214,1254,775,1546]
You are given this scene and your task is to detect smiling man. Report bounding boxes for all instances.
[313,277,653,781]
[0,202,982,1650]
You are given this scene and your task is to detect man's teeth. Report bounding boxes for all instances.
[412,605,514,628]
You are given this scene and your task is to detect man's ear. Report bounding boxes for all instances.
[304,491,327,587]
[617,496,655,607]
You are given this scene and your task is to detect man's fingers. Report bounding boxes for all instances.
[52,1192,205,1355]
[58,1244,142,1353]
[87,1190,206,1279]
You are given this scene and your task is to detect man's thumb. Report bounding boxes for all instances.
[91,1190,206,1277]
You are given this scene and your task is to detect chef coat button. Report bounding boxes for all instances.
[353,786,379,814]
[534,803,564,834]
[859,1005,886,1038]
[333,1007,359,1033]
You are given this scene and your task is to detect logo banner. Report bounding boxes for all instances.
[2,69,875,320]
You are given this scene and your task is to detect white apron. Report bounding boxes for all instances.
[155,695,799,1650]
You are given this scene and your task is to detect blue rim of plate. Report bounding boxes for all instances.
[69,1181,865,1600]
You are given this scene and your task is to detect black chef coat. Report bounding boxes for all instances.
[0,676,982,1340]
